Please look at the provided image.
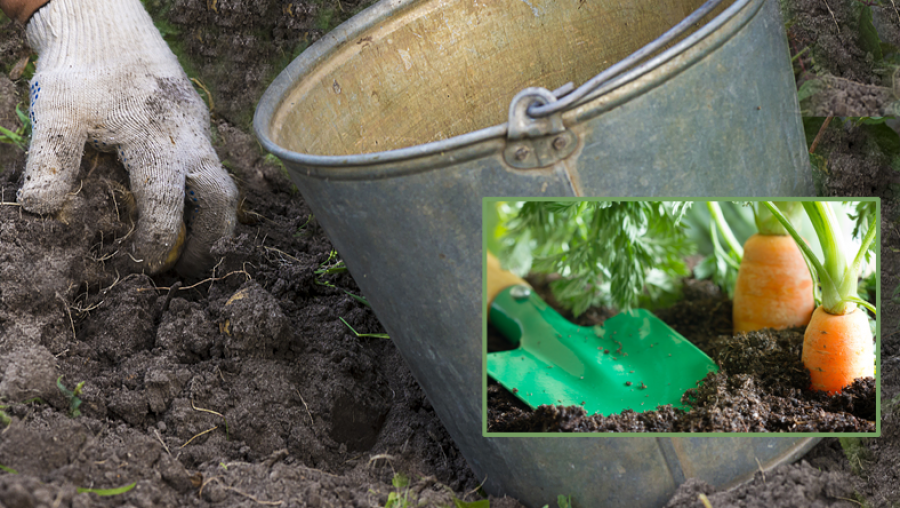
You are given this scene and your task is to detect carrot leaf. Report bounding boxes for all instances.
[764,201,877,315]
[496,201,693,314]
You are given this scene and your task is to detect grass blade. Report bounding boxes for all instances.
[77,482,137,496]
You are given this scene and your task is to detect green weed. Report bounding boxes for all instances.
[0,464,18,474]
[56,376,85,417]
[0,104,31,151]
[541,494,573,508]
[316,250,348,277]
[339,317,389,339]
[450,497,489,508]
[77,482,137,496]
[385,473,411,508]
[311,249,370,305]
[494,201,694,315]
[294,214,315,238]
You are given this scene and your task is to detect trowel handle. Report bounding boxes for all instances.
[486,252,530,308]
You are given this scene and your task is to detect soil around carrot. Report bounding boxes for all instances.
[487,279,876,433]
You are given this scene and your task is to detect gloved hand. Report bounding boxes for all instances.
[18,0,238,275]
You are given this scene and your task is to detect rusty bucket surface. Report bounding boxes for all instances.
[255,0,817,506]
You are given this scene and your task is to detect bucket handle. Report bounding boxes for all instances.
[524,0,727,119]
[503,87,579,169]
[503,0,727,169]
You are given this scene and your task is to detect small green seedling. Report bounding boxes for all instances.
[541,494,573,508]
[316,250,348,277]
[0,105,32,151]
[77,482,137,496]
[450,497,489,508]
[0,464,18,474]
[385,473,411,508]
[294,214,315,238]
[57,376,85,417]
[339,317,389,339]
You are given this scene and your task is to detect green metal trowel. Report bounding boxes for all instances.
[486,253,718,417]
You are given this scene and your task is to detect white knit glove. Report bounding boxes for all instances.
[19,0,238,275]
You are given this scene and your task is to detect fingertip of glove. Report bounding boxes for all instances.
[144,221,186,275]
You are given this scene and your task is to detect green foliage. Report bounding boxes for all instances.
[857,4,883,63]
[294,214,316,238]
[451,498,489,508]
[858,268,877,307]
[763,202,877,315]
[56,376,85,417]
[339,317,389,339]
[0,104,32,151]
[385,473,411,508]
[689,202,757,299]
[77,482,137,496]
[693,220,741,298]
[496,202,693,315]
[0,464,18,474]
[541,495,573,508]
[0,405,8,428]
[848,201,877,258]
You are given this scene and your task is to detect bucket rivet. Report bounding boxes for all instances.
[514,147,530,161]
[509,285,531,300]
[552,136,567,151]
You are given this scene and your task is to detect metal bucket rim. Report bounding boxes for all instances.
[254,0,759,172]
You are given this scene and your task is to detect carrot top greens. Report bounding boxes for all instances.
[494,201,693,315]
[491,201,876,318]
[762,201,877,316]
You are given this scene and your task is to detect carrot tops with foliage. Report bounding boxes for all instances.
[494,201,693,315]
[763,201,877,394]
[763,202,876,316]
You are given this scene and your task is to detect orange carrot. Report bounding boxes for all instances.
[732,234,815,334]
[803,306,874,394]
[763,201,877,395]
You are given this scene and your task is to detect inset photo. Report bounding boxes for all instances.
[484,199,879,435]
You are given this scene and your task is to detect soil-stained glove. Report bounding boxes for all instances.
[19,0,238,275]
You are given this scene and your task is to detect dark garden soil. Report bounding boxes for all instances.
[487,279,877,433]
[1,0,900,507]
[785,0,900,117]
[0,140,497,506]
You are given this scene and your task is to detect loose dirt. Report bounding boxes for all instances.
[0,139,499,506]
[786,0,900,117]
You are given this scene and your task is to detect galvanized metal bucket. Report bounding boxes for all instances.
[254,0,816,506]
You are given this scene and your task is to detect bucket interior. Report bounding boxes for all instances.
[269,0,732,157]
